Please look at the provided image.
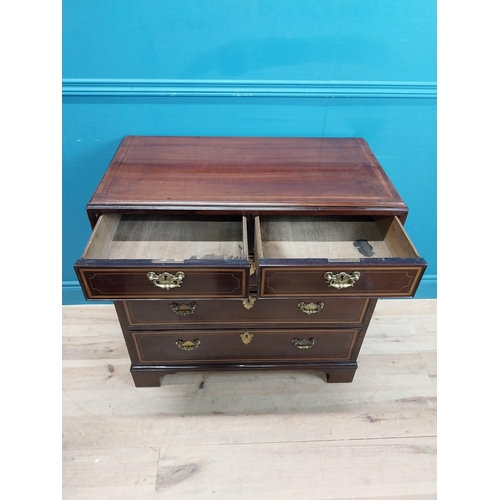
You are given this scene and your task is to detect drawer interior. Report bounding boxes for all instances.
[82,214,248,261]
[257,216,419,261]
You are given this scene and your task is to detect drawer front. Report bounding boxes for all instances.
[121,297,369,327]
[131,329,360,364]
[259,265,426,298]
[255,215,426,298]
[74,213,250,300]
[75,267,248,300]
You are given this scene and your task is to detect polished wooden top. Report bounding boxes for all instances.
[88,136,407,217]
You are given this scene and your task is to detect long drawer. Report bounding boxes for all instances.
[131,328,361,364]
[118,297,370,328]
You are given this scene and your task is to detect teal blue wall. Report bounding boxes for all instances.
[63,0,437,304]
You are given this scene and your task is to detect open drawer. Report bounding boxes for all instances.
[74,214,251,300]
[255,215,427,298]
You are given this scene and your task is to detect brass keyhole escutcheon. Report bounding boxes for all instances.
[240,331,254,345]
[249,258,256,276]
[242,296,257,310]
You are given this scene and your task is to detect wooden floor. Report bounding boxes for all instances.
[62,299,437,499]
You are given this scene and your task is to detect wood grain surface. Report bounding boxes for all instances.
[87,136,408,217]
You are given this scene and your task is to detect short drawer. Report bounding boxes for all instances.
[131,329,361,364]
[74,214,250,300]
[255,215,426,298]
[119,297,370,328]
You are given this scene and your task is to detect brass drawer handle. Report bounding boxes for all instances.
[324,271,360,289]
[170,302,197,316]
[292,337,316,349]
[298,301,324,315]
[146,271,185,290]
[175,339,201,351]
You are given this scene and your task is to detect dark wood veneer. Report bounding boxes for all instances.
[86,136,408,226]
[75,136,426,387]
[131,328,360,364]
[119,297,370,328]
[259,265,426,298]
[75,266,248,300]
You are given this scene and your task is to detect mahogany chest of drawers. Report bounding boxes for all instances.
[74,136,426,387]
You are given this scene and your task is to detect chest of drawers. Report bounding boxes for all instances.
[74,136,426,387]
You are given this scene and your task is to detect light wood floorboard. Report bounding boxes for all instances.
[62,299,436,499]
